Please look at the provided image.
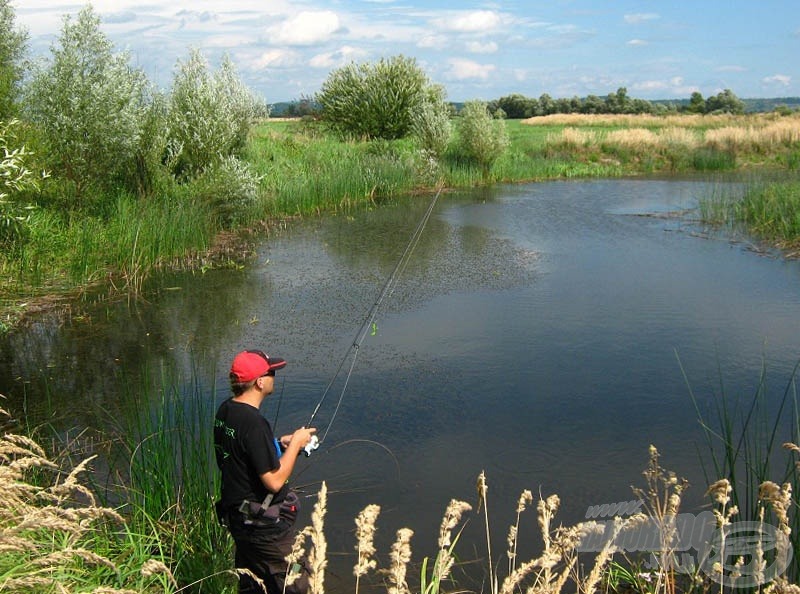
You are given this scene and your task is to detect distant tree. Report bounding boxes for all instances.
[456,100,509,178]
[25,5,149,199]
[538,93,555,116]
[687,92,706,114]
[582,95,605,114]
[705,89,745,114]
[317,55,431,140]
[605,87,632,114]
[497,93,536,119]
[0,0,27,119]
[285,95,318,118]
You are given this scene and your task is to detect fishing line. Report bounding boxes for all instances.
[305,187,443,448]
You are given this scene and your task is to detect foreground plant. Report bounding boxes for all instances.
[0,403,175,593]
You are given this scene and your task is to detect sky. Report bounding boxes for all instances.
[10,0,800,104]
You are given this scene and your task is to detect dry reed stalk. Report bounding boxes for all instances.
[0,412,169,593]
[387,527,414,594]
[285,526,311,591]
[430,499,472,587]
[140,558,179,590]
[547,127,596,146]
[477,470,497,593]
[506,490,536,573]
[354,503,380,593]
[307,481,328,594]
[630,445,689,594]
[605,128,659,147]
[659,127,700,148]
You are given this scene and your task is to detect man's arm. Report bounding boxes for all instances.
[259,426,316,492]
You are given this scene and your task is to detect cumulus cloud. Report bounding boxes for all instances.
[466,40,498,54]
[624,13,660,24]
[267,10,341,46]
[439,10,502,33]
[763,74,791,86]
[446,58,495,80]
[252,49,299,69]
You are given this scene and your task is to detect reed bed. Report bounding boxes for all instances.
[522,112,800,130]
[0,404,176,593]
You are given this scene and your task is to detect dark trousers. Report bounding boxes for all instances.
[228,519,309,594]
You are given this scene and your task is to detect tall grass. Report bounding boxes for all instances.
[680,354,800,580]
[698,179,800,251]
[110,363,234,593]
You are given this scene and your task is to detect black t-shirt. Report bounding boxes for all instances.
[214,398,288,509]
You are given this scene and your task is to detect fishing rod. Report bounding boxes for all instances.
[302,187,443,456]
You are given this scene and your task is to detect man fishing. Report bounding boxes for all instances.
[214,349,317,594]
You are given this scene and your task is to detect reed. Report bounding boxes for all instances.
[0,405,177,593]
[698,179,800,250]
[681,354,800,581]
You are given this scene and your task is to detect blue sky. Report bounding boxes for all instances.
[12,0,800,104]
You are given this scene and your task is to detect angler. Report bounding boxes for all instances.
[214,349,317,594]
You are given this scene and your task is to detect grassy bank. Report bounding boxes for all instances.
[2,112,800,332]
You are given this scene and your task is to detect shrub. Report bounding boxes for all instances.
[0,119,41,246]
[0,0,27,119]
[411,84,452,162]
[25,5,149,200]
[455,100,509,178]
[317,55,432,140]
[166,50,261,178]
[187,155,263,227]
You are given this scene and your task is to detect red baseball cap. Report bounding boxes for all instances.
[230,349,287,382]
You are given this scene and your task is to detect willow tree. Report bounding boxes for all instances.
[0,0,27,119]
[317,55,438,140]
[25,5,149,200]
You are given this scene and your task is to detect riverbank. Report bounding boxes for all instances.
[2,113,799,333]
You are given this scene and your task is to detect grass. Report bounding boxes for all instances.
[698,179,800,253]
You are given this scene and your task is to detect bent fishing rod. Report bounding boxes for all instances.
[301,187,443,456]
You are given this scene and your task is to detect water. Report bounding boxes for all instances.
[2,178,800,586]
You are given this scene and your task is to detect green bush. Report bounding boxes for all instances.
[167,51,260,178]
[25,6,149,200]
[316,55,432,140]
[455,100,509,178]
[187,155,263,227]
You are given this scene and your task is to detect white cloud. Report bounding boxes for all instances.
[267,11,341,46]
[624,13,660,25]
[446,58,495,80]
[252,49,299,69]
[627,39,647,46]
[309,46,367,69]
[439,10,502,33]
[763,74,791,86]
[466,41,498,54]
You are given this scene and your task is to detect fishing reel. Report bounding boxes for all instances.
[303,435,320,457]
